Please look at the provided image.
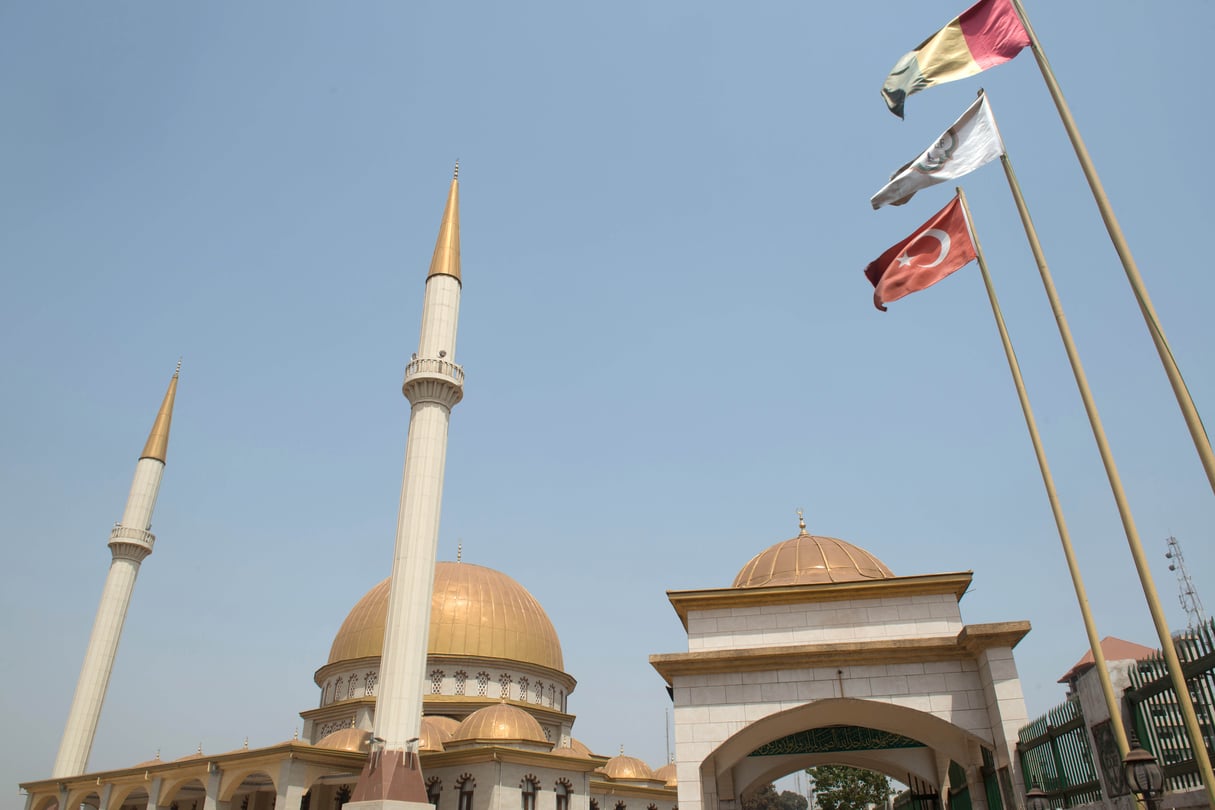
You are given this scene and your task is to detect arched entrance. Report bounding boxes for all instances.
[650,530,1031,810]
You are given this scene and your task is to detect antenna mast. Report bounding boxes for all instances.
[1166,535,1207,630]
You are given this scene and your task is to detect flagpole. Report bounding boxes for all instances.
[1008,0,1215,501]
[998,155,1215,803]
[955,186,1129,762]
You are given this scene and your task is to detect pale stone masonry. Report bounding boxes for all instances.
[652,533,1031,810]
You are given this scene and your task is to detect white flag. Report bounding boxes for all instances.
[870,94,1004,209]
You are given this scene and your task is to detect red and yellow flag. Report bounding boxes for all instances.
[882,0,1029,118]
[865,195,976,311]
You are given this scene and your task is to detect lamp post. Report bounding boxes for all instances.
[1025,782,1050,810]
[1123,743,1165,810]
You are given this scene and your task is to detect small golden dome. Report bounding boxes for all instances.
[550,737,595,758]
[328,562,563,671]
[315,728,371,753]
[599,754,656,781]
[419,716,461,752]
[733,534,894,587]
[451,703,548,744]
[653,763,677,787]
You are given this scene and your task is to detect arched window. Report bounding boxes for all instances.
[555,780,571,810]
[499,673,512,699]
[457,775,475,810]
[476,672,490,696]
[547,684,555,707]
[348,674,360,698]
[534,681,543,703]
[430,669,445,694]
[590,800,600,810]
[365,671,377,696]
[648,805,658,810]
[518,677,529,702]
[454,671,467,696]
[427,778,442,808]
[334,677,344,702]
[615,802,627,810]
[520,776,539,810]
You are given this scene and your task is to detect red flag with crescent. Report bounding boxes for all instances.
[865,195,976,311]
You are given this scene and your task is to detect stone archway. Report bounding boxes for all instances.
[702,698,996,809]
[651,562,1031,810]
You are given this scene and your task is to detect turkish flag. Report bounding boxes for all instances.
[865,195,976,311]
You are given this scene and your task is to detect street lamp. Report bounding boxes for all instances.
[1025,782,1050,810]
[1122,743,1165,810]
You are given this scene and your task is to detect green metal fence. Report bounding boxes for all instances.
[1125,618,1215,792]
[1016,699,1102,807]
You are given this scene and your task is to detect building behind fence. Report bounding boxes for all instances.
[1016,619,1215,807]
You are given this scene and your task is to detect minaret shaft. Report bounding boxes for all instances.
[52,373,175,779]
[375,400,453,747]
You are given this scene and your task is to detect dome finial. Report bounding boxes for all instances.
[457,541,462,563]
[797,508,808,536]
[243,736,249,750]
[293,727,299,741]
[453,159,459,180]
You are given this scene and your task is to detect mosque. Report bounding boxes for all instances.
[19,171,1033,810]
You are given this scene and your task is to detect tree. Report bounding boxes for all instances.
[805,766,891,810]
[741,783,809,810]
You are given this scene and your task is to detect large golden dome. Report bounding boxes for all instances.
[328,562,564,671]
[733,533,894,587]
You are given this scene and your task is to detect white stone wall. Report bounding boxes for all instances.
[686,594,963,651]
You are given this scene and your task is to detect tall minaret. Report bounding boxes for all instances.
[51,365,179,778]
[350,167,464,808]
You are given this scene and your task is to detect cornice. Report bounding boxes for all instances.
[649,621,1030,685]
[421,746,602,773]
[19,743,365,792]
[666,572,974,630]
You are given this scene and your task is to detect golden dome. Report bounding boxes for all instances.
[550,737,595,759]
[451,703,549,744]
[653,763,677,787]
[733,533,894,587]
[316,728,371,753]
[328,562,563,671]
[599,754,656,781]
[419,716,460,752]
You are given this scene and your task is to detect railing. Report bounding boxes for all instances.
[404,357,464,385]
[109,524,155,548]
[1016,698,1103,807]
[1126,618,1215,792]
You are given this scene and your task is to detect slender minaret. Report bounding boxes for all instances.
[350,167,464,808]
[52,364,180,778]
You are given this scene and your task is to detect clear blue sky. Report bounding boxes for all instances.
[3,0,1213,797]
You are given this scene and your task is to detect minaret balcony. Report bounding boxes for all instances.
[402,357,465,408]
[108,524,155,561]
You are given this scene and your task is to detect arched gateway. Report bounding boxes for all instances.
[651,524,1030,810]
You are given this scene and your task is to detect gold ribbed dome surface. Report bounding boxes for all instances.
[419,716,460,752]
[315,728,371,753]
[452,703,548,743]
[328,562,564,671]
[600,754,656,781]
[653,763,677,787]
[733,534,894,587]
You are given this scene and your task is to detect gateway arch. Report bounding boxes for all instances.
[651,526,1030,810]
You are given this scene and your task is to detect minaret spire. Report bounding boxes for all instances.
[426,165,461,284]
[52,365,179,778]
[140,361,180,463]
[350,170,466,809]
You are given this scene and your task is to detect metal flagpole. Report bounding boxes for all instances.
[997,155,1215,804]
[1009,0,1215,500]
[955,186,1129,761]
